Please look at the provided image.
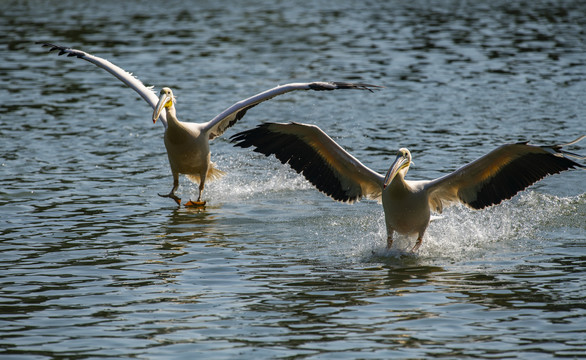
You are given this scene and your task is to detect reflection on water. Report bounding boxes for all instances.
[1,0,585,358]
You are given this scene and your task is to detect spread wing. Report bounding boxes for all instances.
[38,42,167,128]
[425,136,585,212]
[231,122,385,203]
[203,82,380,140]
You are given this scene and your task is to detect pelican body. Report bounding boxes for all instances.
[151,87,223,205]
[39,42,380,206]
[231,122,584,251]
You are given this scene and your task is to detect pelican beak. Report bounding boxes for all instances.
[153,92,172,124]
[383,153,410,189]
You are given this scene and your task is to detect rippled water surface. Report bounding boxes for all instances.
[1,0,585,358]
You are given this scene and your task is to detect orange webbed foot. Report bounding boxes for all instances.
[184,200,206,207]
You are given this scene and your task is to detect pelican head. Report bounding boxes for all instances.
[383,148,412,189]
[153,87,175,123]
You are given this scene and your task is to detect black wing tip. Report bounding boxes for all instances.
[309,82,383,93]
[37,41,65,51]
[332,82,384,93]
[37,42,86,58]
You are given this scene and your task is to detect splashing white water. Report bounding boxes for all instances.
[339,191,585,264]
[182,153,313,204]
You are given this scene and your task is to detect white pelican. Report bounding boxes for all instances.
[231,122,585,251]
[39,42,380,206]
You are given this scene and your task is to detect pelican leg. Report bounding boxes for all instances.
[159,177,181,205]
[410,235,423,253]
[197,181,204,202]
[184,181,206,207]
[386,231,394,249]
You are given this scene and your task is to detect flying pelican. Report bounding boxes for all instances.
[231,122,585,251]
[38,42,380,206]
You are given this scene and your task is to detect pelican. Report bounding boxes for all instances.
[231,122,584,251]
[38,42,380,206]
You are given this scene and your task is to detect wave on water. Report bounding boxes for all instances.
[344,191,585,265]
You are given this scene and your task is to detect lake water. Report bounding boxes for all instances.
[1,0,585,358]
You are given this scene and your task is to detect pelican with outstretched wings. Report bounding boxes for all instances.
[231,122,584,251]
[38,42,380,206]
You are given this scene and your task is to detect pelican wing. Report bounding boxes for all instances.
[231,122,385,203]
[38,42,167,128]
[425,137,585,212]
[203,82,380,140]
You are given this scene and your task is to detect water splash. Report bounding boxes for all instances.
[342,191,585,265]
[181,154,313,204]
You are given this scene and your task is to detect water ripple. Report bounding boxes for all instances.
[1,0,585,358]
